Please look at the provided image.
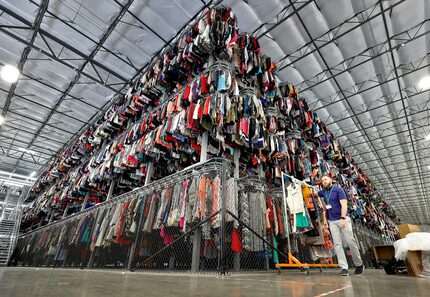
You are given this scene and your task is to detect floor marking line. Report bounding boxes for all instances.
[314,285,351,297]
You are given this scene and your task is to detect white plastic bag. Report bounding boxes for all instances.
[405,232,430,251]
[394,232,430,260]
[394,238,410,260]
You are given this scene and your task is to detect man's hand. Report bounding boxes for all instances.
[339,219,346,229]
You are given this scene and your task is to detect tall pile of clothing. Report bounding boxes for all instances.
[22,5,398,241]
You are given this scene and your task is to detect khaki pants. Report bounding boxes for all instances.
[329,217,363,270]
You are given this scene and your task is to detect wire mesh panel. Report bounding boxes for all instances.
[130,159,232,273]
[221,178,290,273]
[13,188,145,269]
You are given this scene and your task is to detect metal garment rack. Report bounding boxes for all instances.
[276,171,339,275]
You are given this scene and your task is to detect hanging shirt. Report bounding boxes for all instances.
[318,186,347,221]
[286,183,305,214]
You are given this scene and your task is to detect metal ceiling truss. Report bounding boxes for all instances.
[29,0,141,72]
[354,146,430,168]
[0,145,48,164]
[348,135,430,160]
[370,0,430,221]
[4,110,76,138]
[288,0,421,223]
[0,124,68,148]
[277,0,406,71]
[20,72,101,111]
[299,18,430,95]
[0,5,128,91]
[10,0,137,173]
[341,118,430,150]
[34,0,218,176]
[372,172,430,185]
[0,135,58,156]
[311,52,430,113]
[0,86,88,125]
[327,89,430,136]
[253,0,315,39]
[1,0,49,117]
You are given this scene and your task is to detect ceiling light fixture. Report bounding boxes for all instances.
[426,134,430,141]
[30,171,37,177]
[0,64,19,83]
[0,170,37,180]
[0,178,33,187]
[18,147,36,154]
[0,115,4,125]
[418,76,430,90]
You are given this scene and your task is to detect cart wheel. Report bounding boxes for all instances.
[277,268,282,275]
[319,267,323,273]
[305,269,309,276]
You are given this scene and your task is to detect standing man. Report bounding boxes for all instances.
[318,175,364,276]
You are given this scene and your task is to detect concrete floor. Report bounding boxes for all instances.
[0,268,429,297]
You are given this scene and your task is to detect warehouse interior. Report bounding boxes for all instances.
[1,0,430,296]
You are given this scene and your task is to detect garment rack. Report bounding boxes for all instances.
[276,171,339,275]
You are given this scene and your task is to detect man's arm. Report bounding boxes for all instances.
[340,199,348,219]
[338,187,348,228]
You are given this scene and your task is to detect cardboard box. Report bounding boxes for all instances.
[397,224,421,238]
[406,251,422,277]
[372,245,395,263]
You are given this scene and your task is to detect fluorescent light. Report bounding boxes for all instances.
[427,165,430,170]
[0,179,33,187]
[18,147,36,154]
[426,134,430,141]
[0,170,37,180]
[1,64,19,83]
[30,171,37,177]
[418,76,430,90]
[0,115,4,125]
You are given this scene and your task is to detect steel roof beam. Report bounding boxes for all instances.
[112,0,167,44]
[38,0,218,175]
[0,3,129,84]
[0,145,49,162]
[348,135,430,159]
[12,0,136,173]
[297,18,430,93]
[0,0,49,117]
[0,135,58,156]
[277,0,406,71]
[310,52,430,113]
[254,0,314,39]
[327,89,430,137]
[0,27,123,93]
[288,0,420,223]
[368,171,430,184]
[5,110,76,137]
[29,0,140,71]
[378,0,427,223]
[355,149,430,168]
[19,72,100,111]
[0,124,69,147]
[0,86,87,125]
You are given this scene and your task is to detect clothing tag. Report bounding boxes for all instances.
[326,204,332,209]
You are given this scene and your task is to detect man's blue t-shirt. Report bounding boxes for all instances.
[318,186,347,221]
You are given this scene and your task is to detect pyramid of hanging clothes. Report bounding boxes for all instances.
[21,5,399,235]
